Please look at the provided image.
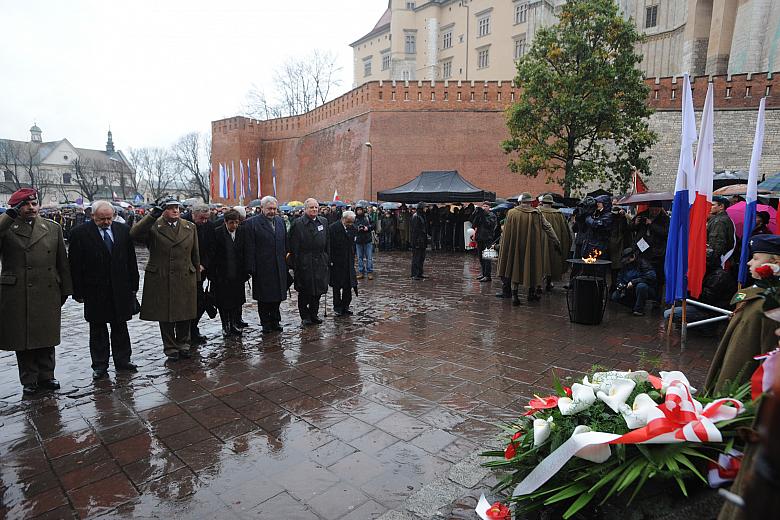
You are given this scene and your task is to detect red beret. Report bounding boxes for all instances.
[8,188,38,207]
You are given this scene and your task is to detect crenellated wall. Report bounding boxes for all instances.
[212,73,780,203]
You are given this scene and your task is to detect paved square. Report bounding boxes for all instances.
[0,249,715,519]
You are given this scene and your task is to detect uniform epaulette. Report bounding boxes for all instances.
[42,217,61,228]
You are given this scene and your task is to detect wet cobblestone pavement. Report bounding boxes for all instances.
[0,249,716,519]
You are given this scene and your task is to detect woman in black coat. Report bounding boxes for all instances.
[210,210,246,336]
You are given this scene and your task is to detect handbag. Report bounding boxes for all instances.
[482,247,499,260]
[205,281,218,319]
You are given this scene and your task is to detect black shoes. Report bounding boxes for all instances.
[93,370,108,380]
[512,290,522,306]
[237,320,249,328]
[22,384,38,396]
[191,333,207,344]
[179,350,192,359]
[480,277,492,282]
[116,363,138,373]
[301,318,314,326]
[311,316,323,324]
[495,292,511,299]
[166,352,180,362]
[39,379,60,390]
[412,276,424,281]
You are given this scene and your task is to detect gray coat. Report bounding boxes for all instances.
[130,214,200,323]
[0,214,73,351]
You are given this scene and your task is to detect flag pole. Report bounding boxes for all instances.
[667,301,676,334]
[681,299,688,345]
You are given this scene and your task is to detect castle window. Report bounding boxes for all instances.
[4,170,13,182]
[477,14,491,38]
[442,60,452,79]
[63,172,71,184]
[405,33,416,54]
[514,37,527,60]
[645,5,658,28]
[381,52,390,71]
[406,1,415,9]
[442,30,452,49]
[515,2,528,24]
[363,58,372,77]
[477,47,490,69]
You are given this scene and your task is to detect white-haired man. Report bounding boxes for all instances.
[288,198,329,325]
[328,210,357,316]
[69,200,140,379]
[244,196,289,332]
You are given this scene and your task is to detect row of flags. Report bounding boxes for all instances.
[215,159,278,201]
[665,73,767,304]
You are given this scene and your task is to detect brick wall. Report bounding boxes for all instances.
[211,73,778,203]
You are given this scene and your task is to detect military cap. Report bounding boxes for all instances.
[518,192,534,203]
[749,235,780,255]
[8,188,38,207]
[541,194,554,204]
[160,196,181,208]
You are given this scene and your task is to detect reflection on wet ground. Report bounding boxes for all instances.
[0,249,715,519]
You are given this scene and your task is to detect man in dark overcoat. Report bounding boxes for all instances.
[187,203,216,342]
[410,202,428,280]
[130,197,200,361]
[288,198,329,325]
[68,200,139,379]
[0,188,72,395]
[211,209,246,336]
[329,211,357,316]
[244,196,289,334]
[471,202,498,281]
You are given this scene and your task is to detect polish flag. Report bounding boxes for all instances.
[687,82,715,299]
[738,97,766,285]
[333,189,340,202]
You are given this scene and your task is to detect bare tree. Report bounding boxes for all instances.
[0,139,54,202]
[126,147,145,196]
[69,157,102,201]
[171,132,211,202]
[130,147,177,201]
[242,50,343,119]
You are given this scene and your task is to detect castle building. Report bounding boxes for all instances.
[350,0,780,87]
[0,126,135,206]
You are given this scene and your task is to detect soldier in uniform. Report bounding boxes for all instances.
[704,235,780,393]
[130,197,200,362]
[288,198,330,325]
[0,188,73,395]
[539,194,572,290]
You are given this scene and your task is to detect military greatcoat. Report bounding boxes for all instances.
[0,213,73,351]
[130,214,200,323]
[704,286,776,394]
[539,206,572,280]
[497,206,559,288]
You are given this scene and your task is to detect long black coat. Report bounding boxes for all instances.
[210,225,246,309]
[68,221,139,323]
[244,214,288,303]
[289,215,329,297]
[410,212,428,249]
[329,222,357,289]
[195,220,217,275]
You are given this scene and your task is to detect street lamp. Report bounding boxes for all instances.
[365,141,373,201]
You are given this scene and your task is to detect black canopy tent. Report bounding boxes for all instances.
[377,170,496,203]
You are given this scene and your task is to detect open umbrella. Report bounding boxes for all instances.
[287,200,304,207]
[380,202,400,210]
[758,174,780,192]
[713,184,771,196]
[616,191,674,205]
[278,205,293,212]
[727,201,777,238]
[248,199,262,208]
[329,200,347,208]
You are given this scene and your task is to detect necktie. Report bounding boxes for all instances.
[102,229,113,253]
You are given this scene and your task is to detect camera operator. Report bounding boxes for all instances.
[630,201,669,299]
[610,247,657,316]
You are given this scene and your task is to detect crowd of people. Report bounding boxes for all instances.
[0,185,777,398]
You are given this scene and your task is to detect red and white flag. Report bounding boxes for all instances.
[333,189,340,202]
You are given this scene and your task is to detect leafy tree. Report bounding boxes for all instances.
[502,0,657,195]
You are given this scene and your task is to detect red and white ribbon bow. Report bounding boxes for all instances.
[612,380,743,444]
[751,348,779,400]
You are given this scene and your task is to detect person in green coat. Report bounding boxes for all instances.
[704,235,780,394]
[130,198,200,362]
[0,188,72,395]
[539,194,572,290]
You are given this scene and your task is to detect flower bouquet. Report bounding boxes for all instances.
[479,369,758,519]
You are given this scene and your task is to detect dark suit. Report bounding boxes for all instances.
[328,221,356,313]
[288,215,329,322]
[211,225,246,329]
[244,214,288,330]
[68,221,139,371]
[191,219,216,336]
[410,211,427,278]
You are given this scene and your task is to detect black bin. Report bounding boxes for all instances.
[567,275,605,325]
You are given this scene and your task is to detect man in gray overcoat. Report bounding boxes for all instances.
[0,188,73,395]
[130,197,200,361]
[244,196,289,333]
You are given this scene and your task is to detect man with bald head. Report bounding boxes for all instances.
[288,198,330,325]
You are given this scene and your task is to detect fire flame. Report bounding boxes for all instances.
[582,249,602,264]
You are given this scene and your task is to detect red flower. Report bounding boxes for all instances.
[564,386,573,397]
[755,264,776,279]
[486,502,511,519]
[523,395,559,415]
[504,431,523,460]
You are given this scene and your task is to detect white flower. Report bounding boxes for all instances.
[533,417,553,446]
[583,370,648,392]
[620,393,658,429]
[596,378,636,413]
[572,425,611,463]
[557,383,596,415]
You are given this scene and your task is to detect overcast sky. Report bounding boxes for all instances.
[0,0,387,151]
